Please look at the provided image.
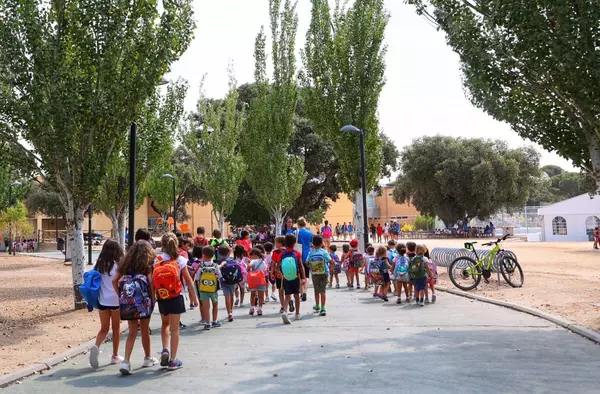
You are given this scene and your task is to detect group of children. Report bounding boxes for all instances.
[85,227,439,376]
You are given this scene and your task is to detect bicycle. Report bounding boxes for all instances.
[448,234,524,291]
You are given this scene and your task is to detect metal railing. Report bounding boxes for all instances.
[430,247,518,273]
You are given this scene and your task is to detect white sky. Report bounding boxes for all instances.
[168,0,575,171]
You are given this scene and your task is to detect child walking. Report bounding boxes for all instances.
[247,248,268,316]
[328,244,341,289]
[113,241,157,375]
[270,236,286,313]
[90,240,124,369]
[409,245,434,307]
[218,245,243,322]
[423,246,437,303]
[341,243,350,286]
[265,242,278,301]
[406,241,417,302]
[195,246,222,330]
[393,243,410,304]
[154,233,198,370]
[278,234,306,324]
[346,239,364,289]
[307,235,331,316]
[233,244,248,307]
[363,245,375,290]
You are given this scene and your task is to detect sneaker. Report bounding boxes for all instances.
[234,298,239,306]
[335,284,340,289]
[249,307,255,316]
[270,293,278,301]
[257,308,263,316]
[119,361,132,376]
[313,304,320,312]
[301,293,307,302]
[212,321,222,328]
[289,300,295,313]
[349,284,354,289]
[111,355,124,365]
[319,309,327,316]
[294,314,302,321]
[203,324,211,330]
[382,295,389,302]
[167,359,183,371]
[425,298,430,304]
[228,313,234,322]
[199,319,207,325]
[357,283,361,289]
[420,299,425,307]
[372,293,378,298]
[160,348,170,367]
[239,303,245,308]
[282,313,291,325]
[396,298,402,305]
[179,322,187,330]
[189,304,195,310]
[89,345,99,369]
[279,307,285,314]
[142,356,158,368]
[432,294,437,304]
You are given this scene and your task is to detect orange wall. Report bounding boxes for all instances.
[321,193,355,228]
[371,186,420,225]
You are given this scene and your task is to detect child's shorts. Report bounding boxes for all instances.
[312,274,328,293]
[221,284,237,297]
[381,272,391,285]
[414,278,427,291]
[427,278,437,286]
[199,291,218,303]
[283,278,300,295]
[395,274,410,283]
[250,286,267,292]
[157,295,186,316]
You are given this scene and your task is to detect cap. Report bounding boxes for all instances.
[350,239,359,248]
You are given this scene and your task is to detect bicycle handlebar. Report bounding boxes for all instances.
[482,234,510,247]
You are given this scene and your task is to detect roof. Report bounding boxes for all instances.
[538,194,600,216]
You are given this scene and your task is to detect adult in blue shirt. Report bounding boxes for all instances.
[282,217,297,236]
[296,217,313,302]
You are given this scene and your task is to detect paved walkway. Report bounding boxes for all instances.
[4,284,600,393]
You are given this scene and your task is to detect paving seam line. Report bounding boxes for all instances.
[0,327,128,389]
[436,286,600,345]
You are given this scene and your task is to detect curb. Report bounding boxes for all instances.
[436,286,600,345]
[0,330,124,389]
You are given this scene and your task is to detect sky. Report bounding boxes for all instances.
[168,0,575,172]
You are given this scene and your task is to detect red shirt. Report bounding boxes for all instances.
[377,226,383,236]
[236,238,253,254]
[194,235,208,247]
[271,247,302,279]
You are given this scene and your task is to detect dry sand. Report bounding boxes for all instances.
[1,239,599,376]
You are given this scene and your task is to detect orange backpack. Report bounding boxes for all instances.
[153,256,183,300]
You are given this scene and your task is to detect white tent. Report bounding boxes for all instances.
[538,194,600,242]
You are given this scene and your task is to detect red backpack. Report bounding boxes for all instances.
[153,256,183,300]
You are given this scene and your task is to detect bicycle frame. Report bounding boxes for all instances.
[464,243,502,275]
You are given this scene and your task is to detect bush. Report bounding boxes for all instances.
[414,215,434,231]
[401,223,414,232]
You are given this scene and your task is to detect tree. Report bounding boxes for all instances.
[393,136,540,226]
[414,215,435,231]
[94,80,188,246]
[0,202,34,247]
[408,0,600,191]
[228,181,271,228]
[26,182,66,219]
[240,0,305,235]
[190,69,246,233]
[541,165,564,178]
[302,0,389,247]
[0,0,195,308]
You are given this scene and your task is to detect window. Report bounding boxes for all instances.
[585,216,600,231]
[552,216,567,235]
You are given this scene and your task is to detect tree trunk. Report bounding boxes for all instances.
[118,211,126,247]
[353,190,366,250]
[214,210,226,236]
[273,210,284,236]
[110,215,119,243]
[586,131,600,192]
[66,204,87,310]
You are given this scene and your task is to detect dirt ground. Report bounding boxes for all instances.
[1,239,599,376]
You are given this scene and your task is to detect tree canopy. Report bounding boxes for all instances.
[393,136,540,226]
[528,166,595,205]
[408,0,600,191]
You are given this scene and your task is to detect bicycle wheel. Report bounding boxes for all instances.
[500,256,524,288]
[449,256,481,291]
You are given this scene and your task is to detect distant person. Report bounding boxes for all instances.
[348,222,354,239]
[278,234,306,324]
[306,235,331,316]
[89,240,124,369]
[321,220,333,250]
[209,229,229,261]
[376,224,383,243]
[235,230,253,255]
[218,245,242,322]
[195,246,221,330]
[594,227,599,250]
[335,223,342,241]
[194,227,208,247]
[296,218,313,302]
[282,217,296,236]
[370,224,376,242]
[342,222,348,240]
[328,244,341,289]
[392,221,400,240]
[247,248,268,316]
[383,223,390,242]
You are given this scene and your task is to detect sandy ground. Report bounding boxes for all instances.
[1,239,599,376]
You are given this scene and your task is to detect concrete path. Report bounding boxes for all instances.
[4,284,599,393]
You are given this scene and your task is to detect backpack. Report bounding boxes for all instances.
[247,260,267,289]
[118,274,153,320]
[350,250,364,269]
[153,257,183,300]
[308,250,327,275]
[210,239,227,260]
[79,270,102,312]
[427,259,438,280]
[331,253,341,274]
[393,255,409,279]
[281,250,299,281]
[368,258,383,283]
[322,226,332,239]
[409,256,426,280]
[220,258,243,285]
[198,262,219,293]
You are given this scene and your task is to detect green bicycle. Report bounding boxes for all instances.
[448,234,524,291]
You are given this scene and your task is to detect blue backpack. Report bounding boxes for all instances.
[393,255,409,278]
[281,250,299,280]
[220,258,243,285]
[79,270,102,312]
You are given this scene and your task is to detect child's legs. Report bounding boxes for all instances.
[283,293,291,312]
[139,318,151,357]
[293,293,301,314]
[334,273,339,285]
[425,284,429,298]
[225,295,233,313]
[320,291,327,307]
[402,282,409,298]
[239,284,245,303]
[201,297,210,321]
[124,321,138,362]
[257,291,264,307]
[95,309,111,348]
[212,301,218,321]
[160,313,170,349]
[110,309,121,356]
[168,313,181,358]
[373,285,380,295]
[250,290,257,307]
[313,282,320,305]
[235,286,239,299]
[354,270,360,284]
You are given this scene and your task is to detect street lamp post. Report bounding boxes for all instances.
[162,174,176,231]
[340,125,369,249]
[8,181,22,207]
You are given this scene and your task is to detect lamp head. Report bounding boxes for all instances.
[340,125,361,134]
[162,173,175,180]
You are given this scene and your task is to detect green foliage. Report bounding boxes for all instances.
[408,0,600,189]
[0,201,33,240]
[241,0,305,229]
[414,215,435,231]
[26,182,66,219]
[190,68,246,230]
[228,181,272,227]
[393,136,540,226]
[528,166,596,205]
[305,209,325,226]
[302,0,389,194]
[541,165,564,178]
